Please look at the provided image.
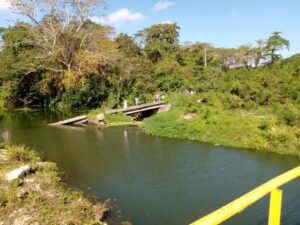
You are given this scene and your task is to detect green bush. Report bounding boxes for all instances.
[143,91,300,156]
[258,120,271,131]
[280,109,298,126]
[58,83,107,110]
[6,145,38,163]
[106,113,132,123]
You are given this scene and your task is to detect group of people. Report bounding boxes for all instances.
[123,93,164,109]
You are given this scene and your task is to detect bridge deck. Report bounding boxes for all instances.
[106,102,166,115]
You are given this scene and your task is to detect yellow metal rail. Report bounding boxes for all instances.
[190,166,300,225]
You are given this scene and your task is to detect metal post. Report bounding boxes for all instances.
[268,188,283,225]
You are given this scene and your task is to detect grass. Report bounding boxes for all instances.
[105,113,133,127]
[6,145,38,163]
[88,107,134,127]
[87,107,104,119]
[0,144,109,225]
[143,93,300,157]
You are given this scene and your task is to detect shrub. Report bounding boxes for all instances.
[6,145,38,163]
[185,106,198,114]
[105,113,132,124]
[280,109,298,126]
[0,192,8,207]
[258,120,271,131]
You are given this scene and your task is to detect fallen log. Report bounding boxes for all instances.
[49,115,87,126]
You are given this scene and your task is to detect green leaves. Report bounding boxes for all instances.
[266,31,290,63]
[137,23,180,63]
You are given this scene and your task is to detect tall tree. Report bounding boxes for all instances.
[8,0,117,90]
[235,45,253,68]
[113,33,152,102]
[253,39,267,67]
[115,33,141,58]
[266,31,290,63]
[136,23,180,63]
[0,23,43,107]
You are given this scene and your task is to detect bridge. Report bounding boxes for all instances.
[49,102,168,126]
[189,166,300,225]
[106,101,168,117]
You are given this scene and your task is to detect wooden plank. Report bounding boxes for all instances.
[49,115,87,126]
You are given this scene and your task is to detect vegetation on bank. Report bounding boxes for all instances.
[0,0,292,111]
[88,109,135,127]
[0,0,299,156]
[143,56,300,156]
[0,144,109,225]
[105,113,134,127]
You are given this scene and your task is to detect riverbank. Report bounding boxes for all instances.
[88,109,141,127]
[86,94,300,157]
[0,144,110,225]
[142,93,300,157]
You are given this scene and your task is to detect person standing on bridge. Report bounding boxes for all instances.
[134,97,139,106]
[154,93,161,103]
[123,99,128,109]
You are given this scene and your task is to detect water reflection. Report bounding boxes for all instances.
[51,125,87,132]
[1,129,11,143]
[123,129,130,151]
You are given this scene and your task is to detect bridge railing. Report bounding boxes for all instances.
[190,166,300,225]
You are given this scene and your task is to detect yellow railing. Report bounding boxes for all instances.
[190,166,300,225]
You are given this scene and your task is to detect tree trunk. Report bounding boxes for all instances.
[204,45,207,67]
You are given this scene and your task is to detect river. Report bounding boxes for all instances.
[1,110,300,225]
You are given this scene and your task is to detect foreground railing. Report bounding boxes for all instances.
[190,166,300,225]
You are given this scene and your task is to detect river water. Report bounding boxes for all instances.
[1,111,300,225]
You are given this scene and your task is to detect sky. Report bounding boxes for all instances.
[0,0,299,57]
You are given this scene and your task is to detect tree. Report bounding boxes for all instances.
[212,48,239,70]
[266,31,290,63]
[115,33,141,58]
[8,0,117,90]
[0,23,44,107]
[253,39,267,68]
[236,45,253,68]
[113,33,152,103]
[178,42,214,69]
[136,23,180,63]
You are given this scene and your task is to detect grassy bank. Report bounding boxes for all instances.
[0,144,110,225]
[88,109,137,127]
[143,93,300,157]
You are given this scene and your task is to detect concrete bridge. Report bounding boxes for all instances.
[106,101,168,118]
[49,102,169,126]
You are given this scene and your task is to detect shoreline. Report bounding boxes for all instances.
[140,119,300,159]
[0,144,111,225]
[86,103,300,158]
[101,121,291,157]
[141,125,300,158]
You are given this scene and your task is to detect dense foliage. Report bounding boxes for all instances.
[0,0,292,110]
[0,0,299,155]
[143,55,300,156]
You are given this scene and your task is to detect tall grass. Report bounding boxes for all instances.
[143,93,300,157]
